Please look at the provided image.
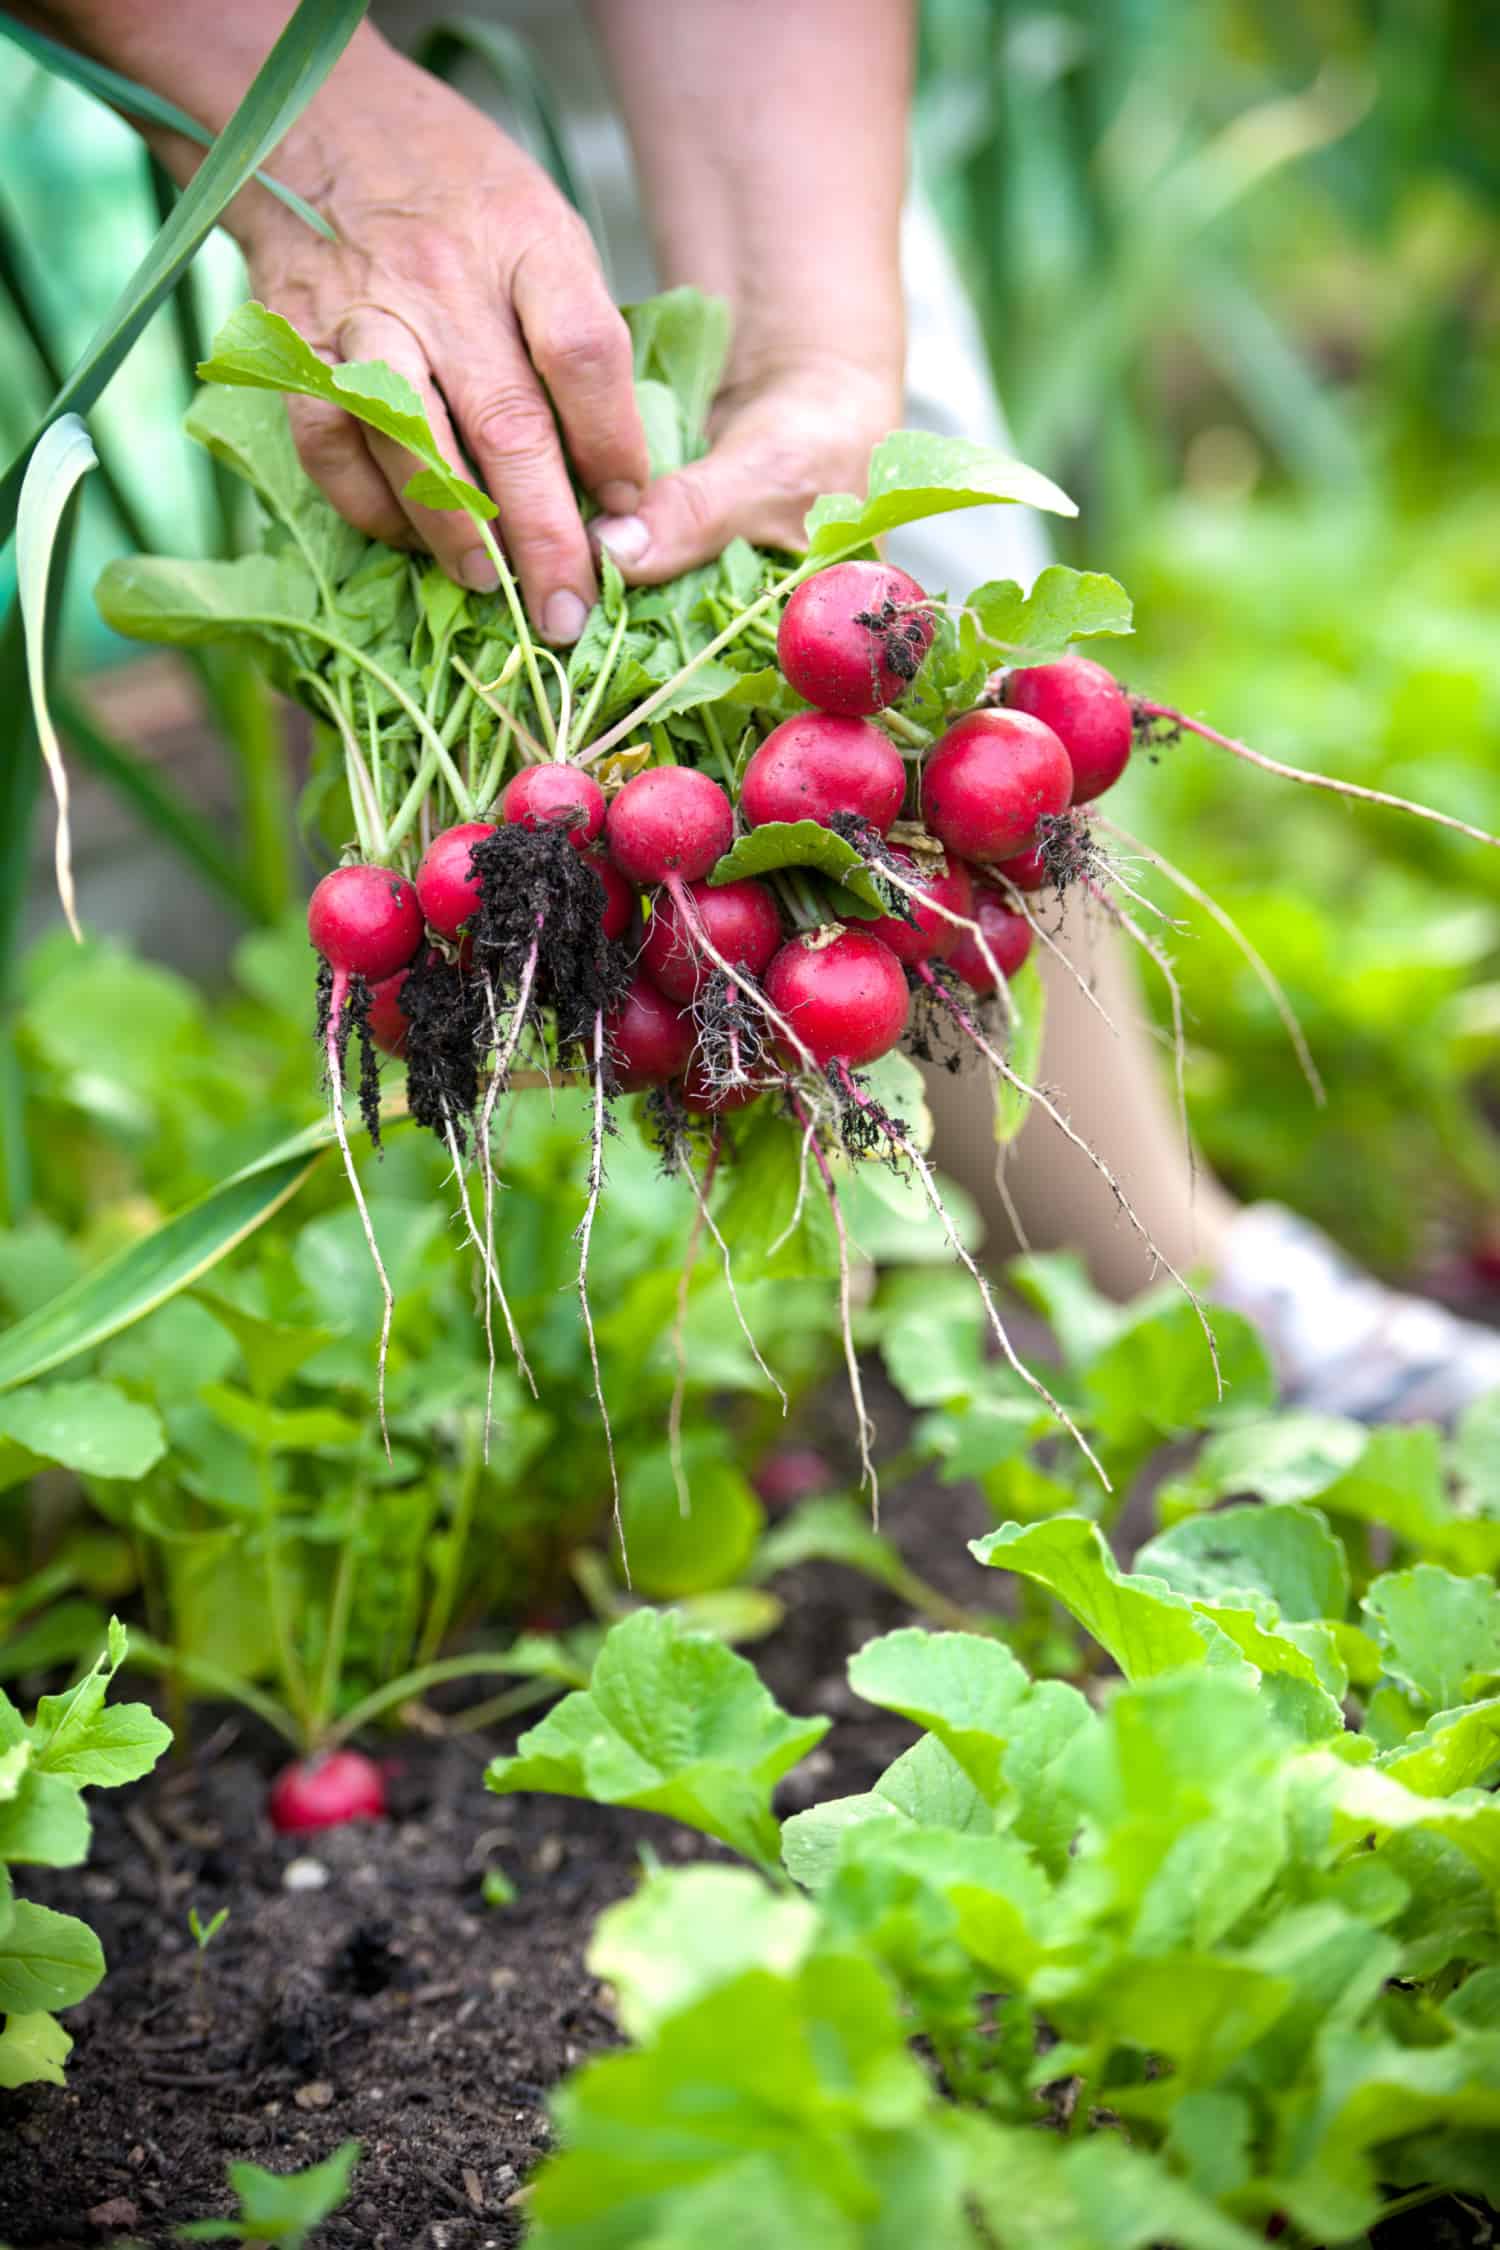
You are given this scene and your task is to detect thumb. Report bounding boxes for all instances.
[592,415,818,585]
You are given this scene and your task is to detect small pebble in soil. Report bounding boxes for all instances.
[282,1855,329,1890]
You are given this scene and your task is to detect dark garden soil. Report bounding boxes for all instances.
[0,1404,1492,2250]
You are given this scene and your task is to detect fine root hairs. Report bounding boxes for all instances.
[917,966,1223,1400]
[1135,696,1500,857]
[324,970,393,1459]
[687,1138,787,1417]
[478,938,544,1430]
[577,1010,625,1581]
[666,875,825,1078]
[795,1096,879,1517]
[833,1063,1113,1494]
[990,872,1122,1039]
[1098,814,1326,1108]
[869,858,1015,1027]
[668,1144,715,1517]
[442,1106,536,1456]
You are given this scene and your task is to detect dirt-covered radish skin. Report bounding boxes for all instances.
[415,820,497,940]
[777,560,935,715]
[1004,654,1132,803]
[307,865,423,982]
[762,926,910,1068]
[947,887,1035,990]
[267,1749,387,1835]
[605,971,697,1088]
[500,764,607,848]
[605,768,736,887]
[842,846,973,966]
[589,852,639,942]
[921,708,1074,863]
[741,713,908,834]
[641,876,783,1002]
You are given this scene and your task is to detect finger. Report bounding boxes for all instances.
[592,416,822,586]
[284,393,413,548]
[511,231,648,512]
[441,334,600,644]
[334,308,505,595]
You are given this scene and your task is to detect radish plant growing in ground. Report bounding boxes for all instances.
[23,284,1500,1551]
[489,1417,1500,2250]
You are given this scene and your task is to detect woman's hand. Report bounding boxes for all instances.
[239,42,648,638]
[591,353,903,582]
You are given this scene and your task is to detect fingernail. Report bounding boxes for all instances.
[543,590,589,645]
[596,480,642,516]
[459,550,500,592]
[593,513,650,565]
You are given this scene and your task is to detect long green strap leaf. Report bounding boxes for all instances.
[0,0,368,545]
[0,17,337,242]
[0,1124,334,1391]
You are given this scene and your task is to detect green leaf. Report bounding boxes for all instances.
[1157,1413,1369,1518]
[184,387,365,591]
[751,1496,913,1600]
[624,289,732,458]
[963,2117,1264,2250]
[1378,1699,1500,1798]
[1004,1252,1127,1371]
[0,1123,329,1392]
[708,820,888,912]
[712,1108,839,1283]
[28,1620,171,1790]
[0,1380,165,1482]
[0,1770,89,1867]
[966,566,1133,662]
[805,432,1075,558]
[1311,1426,1500,1571]
[619,1444,763,1599]
[0,1898,104,2014]
[198,303,494,516]
[95,551,319,649]
[0,0,369,543]
[0,2008,72,2090]
[846,1629,1031,1802]
[590,1867,816,2040]
[485,1609,828,1867]
[995,954,1046,1144]
[179,2141,360,2247]
[973,1517,1231,1681]
[1363,1565,1500,1713]
[199,1382,361,1456]
[1134,1503,1350,1624]
[1084,1297,1276,1453]
[0,19,336,239]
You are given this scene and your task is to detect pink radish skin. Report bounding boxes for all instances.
[741,714,907,835]
[500,764,606,848]
[605,768,735,887]
[777,561,934,715]
[641,877,782,1003]
[589,853,638,943]
[753,1445,837,1510]
[268,1749,386,1834]
[842,847,973,966]
[993,841,1049,893]
[307,865,423,982]
[415,820,496,940]
[606,972,696,1088]
[922,709,1073,864]
[762,927,910,1068]
[948,889,1034,991]
[367,965,414,1057]
[1003,655,1132,803]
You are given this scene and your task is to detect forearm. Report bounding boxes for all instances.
[589,0,913,397]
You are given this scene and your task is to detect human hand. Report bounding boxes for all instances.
[240,40,648,641]
[589,353,903,584]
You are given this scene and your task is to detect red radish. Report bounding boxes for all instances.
[268,1749,386,1835]
[307,865,422,982]
[1003,655,1132,803]
[641,877,782,1003]
[763,927,910,1068]
[777,561,934,715]
[366,965,414,1057]
[922,709,1073,864]
[415,820,496,940]
[741,714,907,835]
[841,847,972,967]
[605,972,696,1088]
[680,1051,767,1114]
[948,888,1034,991]
[500,764,606,848]
[589,853,638,943]
[994,841,1050,893]
[605,768,735,887]
[753,1445,837,1509]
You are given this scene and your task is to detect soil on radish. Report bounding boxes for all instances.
[0,1397,1489,2250]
